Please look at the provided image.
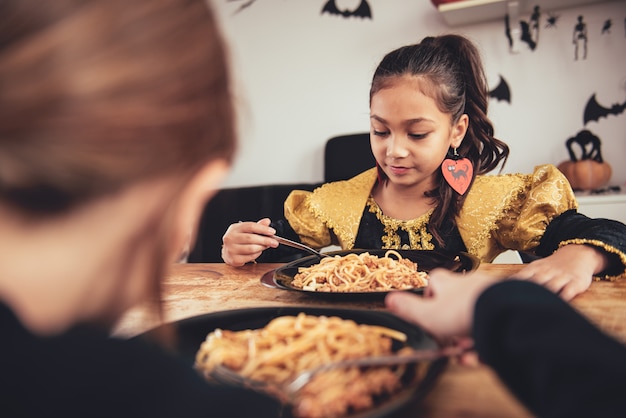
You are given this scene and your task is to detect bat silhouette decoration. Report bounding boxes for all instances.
[489,75,511,103]
[519,20,537,50]
[583,94,626,125]
[321,0,372,19]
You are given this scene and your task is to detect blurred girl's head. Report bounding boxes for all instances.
[0,0,236,329]
[369,34,509,245]
[0,0,236,216]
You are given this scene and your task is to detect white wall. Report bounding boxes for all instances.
[211,0,626,188]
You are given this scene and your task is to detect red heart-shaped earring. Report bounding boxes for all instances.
[441,149,473,195]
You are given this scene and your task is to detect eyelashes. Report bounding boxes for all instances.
[372,130,428,140]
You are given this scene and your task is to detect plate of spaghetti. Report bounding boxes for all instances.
[266,249,479,297]
[136,306,446,418]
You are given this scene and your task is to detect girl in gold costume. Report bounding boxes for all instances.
[222,35,626,301]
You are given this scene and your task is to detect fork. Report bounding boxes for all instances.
[206,345,467,403]
[272,235,329,258]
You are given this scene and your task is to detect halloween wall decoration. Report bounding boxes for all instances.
[228,0,257,14]
[321,0,372,19]
[583,94,626,125]
[545,12,559,29]
[520,20,537,50]
[489,75,512,103]
[557,130,612,190]
[499,5,621,56]
[504,14,515,52]
[505,5,541,52]
[530,5,541,42]
[573,15,588,60]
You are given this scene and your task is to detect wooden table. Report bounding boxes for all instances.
[113,263,626,418]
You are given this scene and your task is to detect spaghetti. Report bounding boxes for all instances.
[195,312,424,418]
[291,250,429,292]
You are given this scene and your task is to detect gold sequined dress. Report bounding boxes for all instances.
[279,165,626,280]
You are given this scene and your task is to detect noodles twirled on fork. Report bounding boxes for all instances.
[195,313,425,418]
[291,250,428,292]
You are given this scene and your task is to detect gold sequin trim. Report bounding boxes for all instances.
[558,239,626,281]
[306,169,378,249]
[366,197,435,250]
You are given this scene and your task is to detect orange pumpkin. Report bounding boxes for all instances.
[558,129,612,191]
[557,159,612,191]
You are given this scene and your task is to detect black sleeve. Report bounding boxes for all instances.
[535,209,626,277]
[472,280,626,418]
[100,336,288,418]
[0,302,286,418]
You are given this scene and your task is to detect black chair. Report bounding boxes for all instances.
[324,133,375,182]
[188,182,321,262]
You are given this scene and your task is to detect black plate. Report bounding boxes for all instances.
[268,249,479,298]
[134,306,447,418]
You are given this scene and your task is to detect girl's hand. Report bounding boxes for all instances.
[221,218,279,266]
[514,244,608,301]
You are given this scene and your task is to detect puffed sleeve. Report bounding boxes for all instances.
[494,164,578,252]
[284,190,332,249]
[496,165,626,279]
[459,165,577,261]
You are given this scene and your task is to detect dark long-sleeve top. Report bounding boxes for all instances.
[0,302,283,418]
[269,165,626,279]
[473,280,626,418]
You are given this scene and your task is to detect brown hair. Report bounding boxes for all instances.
[369,34,509,246]
[0,0,236,332]
[0,0,236,214]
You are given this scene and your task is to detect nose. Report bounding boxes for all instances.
[386,134,409,158]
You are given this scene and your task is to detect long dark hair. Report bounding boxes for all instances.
[369,34,509,246]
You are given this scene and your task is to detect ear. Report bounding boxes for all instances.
[169,159,230,263]
[450,114,469,149]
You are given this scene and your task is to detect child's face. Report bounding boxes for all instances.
[369,75,467,191]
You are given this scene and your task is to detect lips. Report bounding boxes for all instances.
[388,165,410,176]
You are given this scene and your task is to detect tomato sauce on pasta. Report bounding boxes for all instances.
[291,250,429,292]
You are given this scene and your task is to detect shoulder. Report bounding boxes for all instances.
[288,169,377,247]
[306,167,377,217]
[470,164,574,199]
[284,168,376,227]
[286,169,377,205]
[312,168,378,199]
